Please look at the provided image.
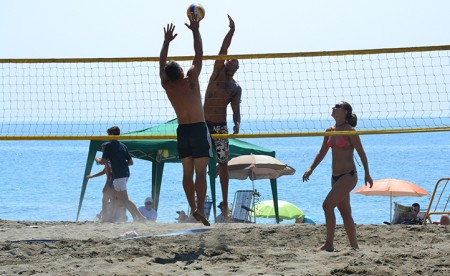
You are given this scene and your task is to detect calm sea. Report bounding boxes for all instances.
[1,131,449,224]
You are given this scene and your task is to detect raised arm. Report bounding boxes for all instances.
[159,24,178,83]
[210,15,235,80]
[185,14,203,79]
[219,15,235,56]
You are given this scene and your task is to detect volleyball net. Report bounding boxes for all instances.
[1,45,449,140]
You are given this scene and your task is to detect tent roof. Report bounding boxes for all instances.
[79,119,280,223]
[124,118,178,136]
[91,119,275,162]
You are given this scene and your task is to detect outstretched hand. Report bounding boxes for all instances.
[365,175,374,188]
[233,123,240,134]
[164,23,177,42]
[185,13,200,31]
[302,169,313,182]
[227,14,235,30]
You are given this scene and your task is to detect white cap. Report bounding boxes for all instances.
[145,197,153,203]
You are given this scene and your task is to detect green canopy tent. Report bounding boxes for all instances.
[77,119,282,223]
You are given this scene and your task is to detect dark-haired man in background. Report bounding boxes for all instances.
[99,126,146,222]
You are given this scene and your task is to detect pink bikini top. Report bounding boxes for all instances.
[327,127,353,148]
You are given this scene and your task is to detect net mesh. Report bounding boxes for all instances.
[1,45,449,139]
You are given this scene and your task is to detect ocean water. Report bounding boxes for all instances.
[0,131,449,225]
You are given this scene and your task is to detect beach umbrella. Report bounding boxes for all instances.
[353,178,429,223]
[226,154,296,223]
[253,200,304,220]
[227,154,296,191]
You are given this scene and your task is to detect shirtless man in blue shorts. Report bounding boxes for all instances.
[203,15,242,218]
[159,14,212,226]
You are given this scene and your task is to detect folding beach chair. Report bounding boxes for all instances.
[231,190,255,223]
[187,196,213,220]
[423,177,450,225]
[204,196,213,220]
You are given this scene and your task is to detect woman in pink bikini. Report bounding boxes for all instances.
[303,101,373,252]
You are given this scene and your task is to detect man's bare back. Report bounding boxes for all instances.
[159,20,205,125]
[163,76,205,124]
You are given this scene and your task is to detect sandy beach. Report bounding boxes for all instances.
[0,219,448,275]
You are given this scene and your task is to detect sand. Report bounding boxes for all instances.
[0,219,448,275]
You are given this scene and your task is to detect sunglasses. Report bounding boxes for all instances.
[333,104,344,109]
[145,202,153,205]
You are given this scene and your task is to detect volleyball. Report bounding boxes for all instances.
[187,3,205,21]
